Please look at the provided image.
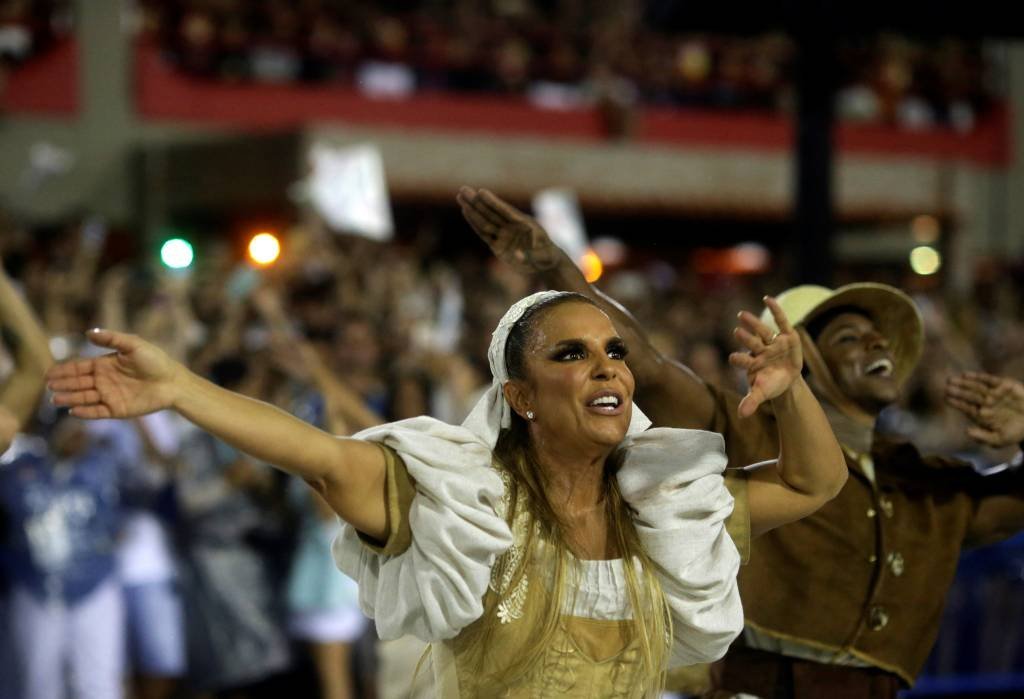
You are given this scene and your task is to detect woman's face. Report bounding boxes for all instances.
[510,302,635,451]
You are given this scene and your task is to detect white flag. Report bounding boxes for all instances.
[307,143,394,241]
[532,188,587,266]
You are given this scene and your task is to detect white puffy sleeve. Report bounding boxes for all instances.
[616,427,743,667]
[331,417,514,643]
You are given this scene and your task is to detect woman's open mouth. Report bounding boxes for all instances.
[585,390,626,415]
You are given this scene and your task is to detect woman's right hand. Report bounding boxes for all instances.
[46,329,183,419]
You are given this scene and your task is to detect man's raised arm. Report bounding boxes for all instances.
[456,186,716,429]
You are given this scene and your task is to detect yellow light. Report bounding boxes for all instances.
[909,245,942,275]
[581,249,603,283]
[248,232,281,266]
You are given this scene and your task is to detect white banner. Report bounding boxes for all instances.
[532,188,587,266]
[308,143,394,241]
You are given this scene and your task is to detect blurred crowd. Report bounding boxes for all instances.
[130,0,998,132]
[1,205,1024,698]
[0,0,1001,134]
[0,0,71,69]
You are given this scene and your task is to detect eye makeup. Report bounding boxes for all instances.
[547,337,628,361]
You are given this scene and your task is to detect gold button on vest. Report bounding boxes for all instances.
[868,606,890,631]
[879,496,894,518]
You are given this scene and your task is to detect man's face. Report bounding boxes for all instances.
[814,311,900,415]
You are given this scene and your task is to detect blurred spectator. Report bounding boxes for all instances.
[90,263,190,697]
[119,412,187,699]
[0,242,53,699]
[0,0,72,69]
[0,415,134,699]
[284,483,364,699]
[259,301,377,699]
[173,355,293,696]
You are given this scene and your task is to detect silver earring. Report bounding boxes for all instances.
[526,410,535,421]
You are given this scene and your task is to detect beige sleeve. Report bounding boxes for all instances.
[724,470,751,565]
[357,443,417,556]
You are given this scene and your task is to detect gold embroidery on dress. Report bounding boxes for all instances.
[490,468,531,624]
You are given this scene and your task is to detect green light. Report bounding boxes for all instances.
[160,238,194,269]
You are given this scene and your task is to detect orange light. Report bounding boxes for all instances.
[247,232,281,266]
[581,249,603,283]
[911,215,940,244]
[692,243,770,275]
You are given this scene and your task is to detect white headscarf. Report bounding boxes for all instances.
[461,290,651,447]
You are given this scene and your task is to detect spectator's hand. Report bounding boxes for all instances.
[224,457,273,493]
[99,265,131,295]
[251,284,293,334]
[456,186,561,274]
[157,268,191,299]
[946,372,1024,448]
[0,405,18,454]
[729,296,803,418]
[46,329,181,419]
[268,338,313,382]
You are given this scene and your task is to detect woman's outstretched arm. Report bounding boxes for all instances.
[47,329,389,540]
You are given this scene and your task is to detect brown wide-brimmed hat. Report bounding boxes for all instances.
[759,282,924,384]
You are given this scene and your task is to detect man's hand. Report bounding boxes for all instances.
[456,186,562,274]
[729,296,804,418]
[46,329,181,419]
[946,372,1024,448]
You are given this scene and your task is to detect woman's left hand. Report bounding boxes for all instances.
[729,296,803,418]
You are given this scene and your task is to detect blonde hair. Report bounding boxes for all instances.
[453,411,672,695]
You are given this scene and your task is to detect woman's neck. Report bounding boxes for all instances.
[529,432,609,517]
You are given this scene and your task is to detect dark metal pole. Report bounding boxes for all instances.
[792,10,836,286]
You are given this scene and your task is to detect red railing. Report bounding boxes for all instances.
[0,37,77,115]
[1,38,1011,166]
[132,42,1012,166]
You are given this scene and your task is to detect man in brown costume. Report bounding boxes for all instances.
[457,186,1024,698]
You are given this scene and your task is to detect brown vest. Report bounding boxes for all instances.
[706,384,1024,685]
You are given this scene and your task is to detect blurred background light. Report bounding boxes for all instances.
[159,238,194,269]
[592,237,627,266]
[247,232,281,266]
[693,243,771,275]
[911,214,941,244]
[580,249,604,283]
[910,245,942,275]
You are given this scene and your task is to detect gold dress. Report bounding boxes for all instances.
[332,420,744,698]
